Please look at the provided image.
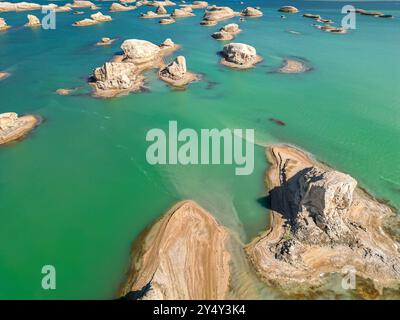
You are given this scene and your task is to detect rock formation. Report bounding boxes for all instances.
[180,1,208,9]
[0,112,40,145]
[303,13,321,19]
[67,0,97,9]
[90,38,179,97]
[0,2,41,12]
[109,3,136,11]
[0,17,10,31]
[212,23,241,41]
[96,37,115,46]
[55,5,72,12]
[25,14,41,27]
[245,145,400,293]
[141,6,170,18]
[201,6,238,25]
[159,18,175,24]
[171,8,194,18]
[158,55,199,88]
[241,7,263,17]
[278,6,299,13]
[220,43,262,69]
[73,12,112,26]
[119,200,231,300]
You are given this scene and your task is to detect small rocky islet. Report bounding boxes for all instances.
[0,112,40,145]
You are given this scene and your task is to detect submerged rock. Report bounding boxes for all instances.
[220,43,262,69]
[25,14,41,27]
[96,37,115,46]
[278,6,299,13]
[56,88,76,95]
[0,71,10,80]
[277,58,311,74]
[241,6,263,17]
[0,112,40,145]
[246,145,400,293]
[158,55,199,88]
[119,200,231,300]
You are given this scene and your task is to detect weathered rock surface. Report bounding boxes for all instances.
[212,23,241,41]
[0,2,41,12]
[73,18,98,26]
[278,6,299,13]
[241,7,263,17]
[73,12,112,26]
[202,6,238,24]
[109,3,136,11]
[246,145,400,293]
[0,112,40,145]
[67,0,97,9]
[91,12,113,22]
[171,8,194,18]
[121,39,161,64]
[55,5,72,12]
[0,17,10,31]
[141,6,170,18]
[158,55,199,88]
[180,1,208,9]
[25,14,41,27]
[119,200,231,300]
[220,43,262,69]
[159,18,175,24]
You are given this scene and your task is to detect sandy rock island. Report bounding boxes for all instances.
[0,112,40,145]
[246,145,400,293]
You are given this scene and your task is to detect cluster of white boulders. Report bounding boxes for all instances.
[73,12,112,27]
[90,38,198,97]
[0,112,39,145]
[220,43,262,69]
[212,23,241,41]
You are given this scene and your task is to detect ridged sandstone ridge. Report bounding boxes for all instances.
[0,2,41,12]
[180,1,208,9]
[109,3,136,12]
[245,145,400,293]
[220,43,262,69]
[158,55,199,88]
[89,38,179,97]
[120,200,231,300]
[0,112,40,145]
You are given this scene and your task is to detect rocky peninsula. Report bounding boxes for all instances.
[120,200,231,300]
[246,145,400,294]
[0,112,40,145]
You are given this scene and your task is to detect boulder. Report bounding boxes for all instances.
[202,6,238,23]
[221,23,240,33]
[119,201,231,299]
[221,42,261,68]
[212,29,234,41]
[241,7,263,17]
[25,14,41,27]
[278,6,299,13]
[159,18,176,24]
[121,39,161,64]
[73,18,98,26]
[96,37,116,46]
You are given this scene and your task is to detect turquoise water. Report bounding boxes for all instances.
[0,0,399,299]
